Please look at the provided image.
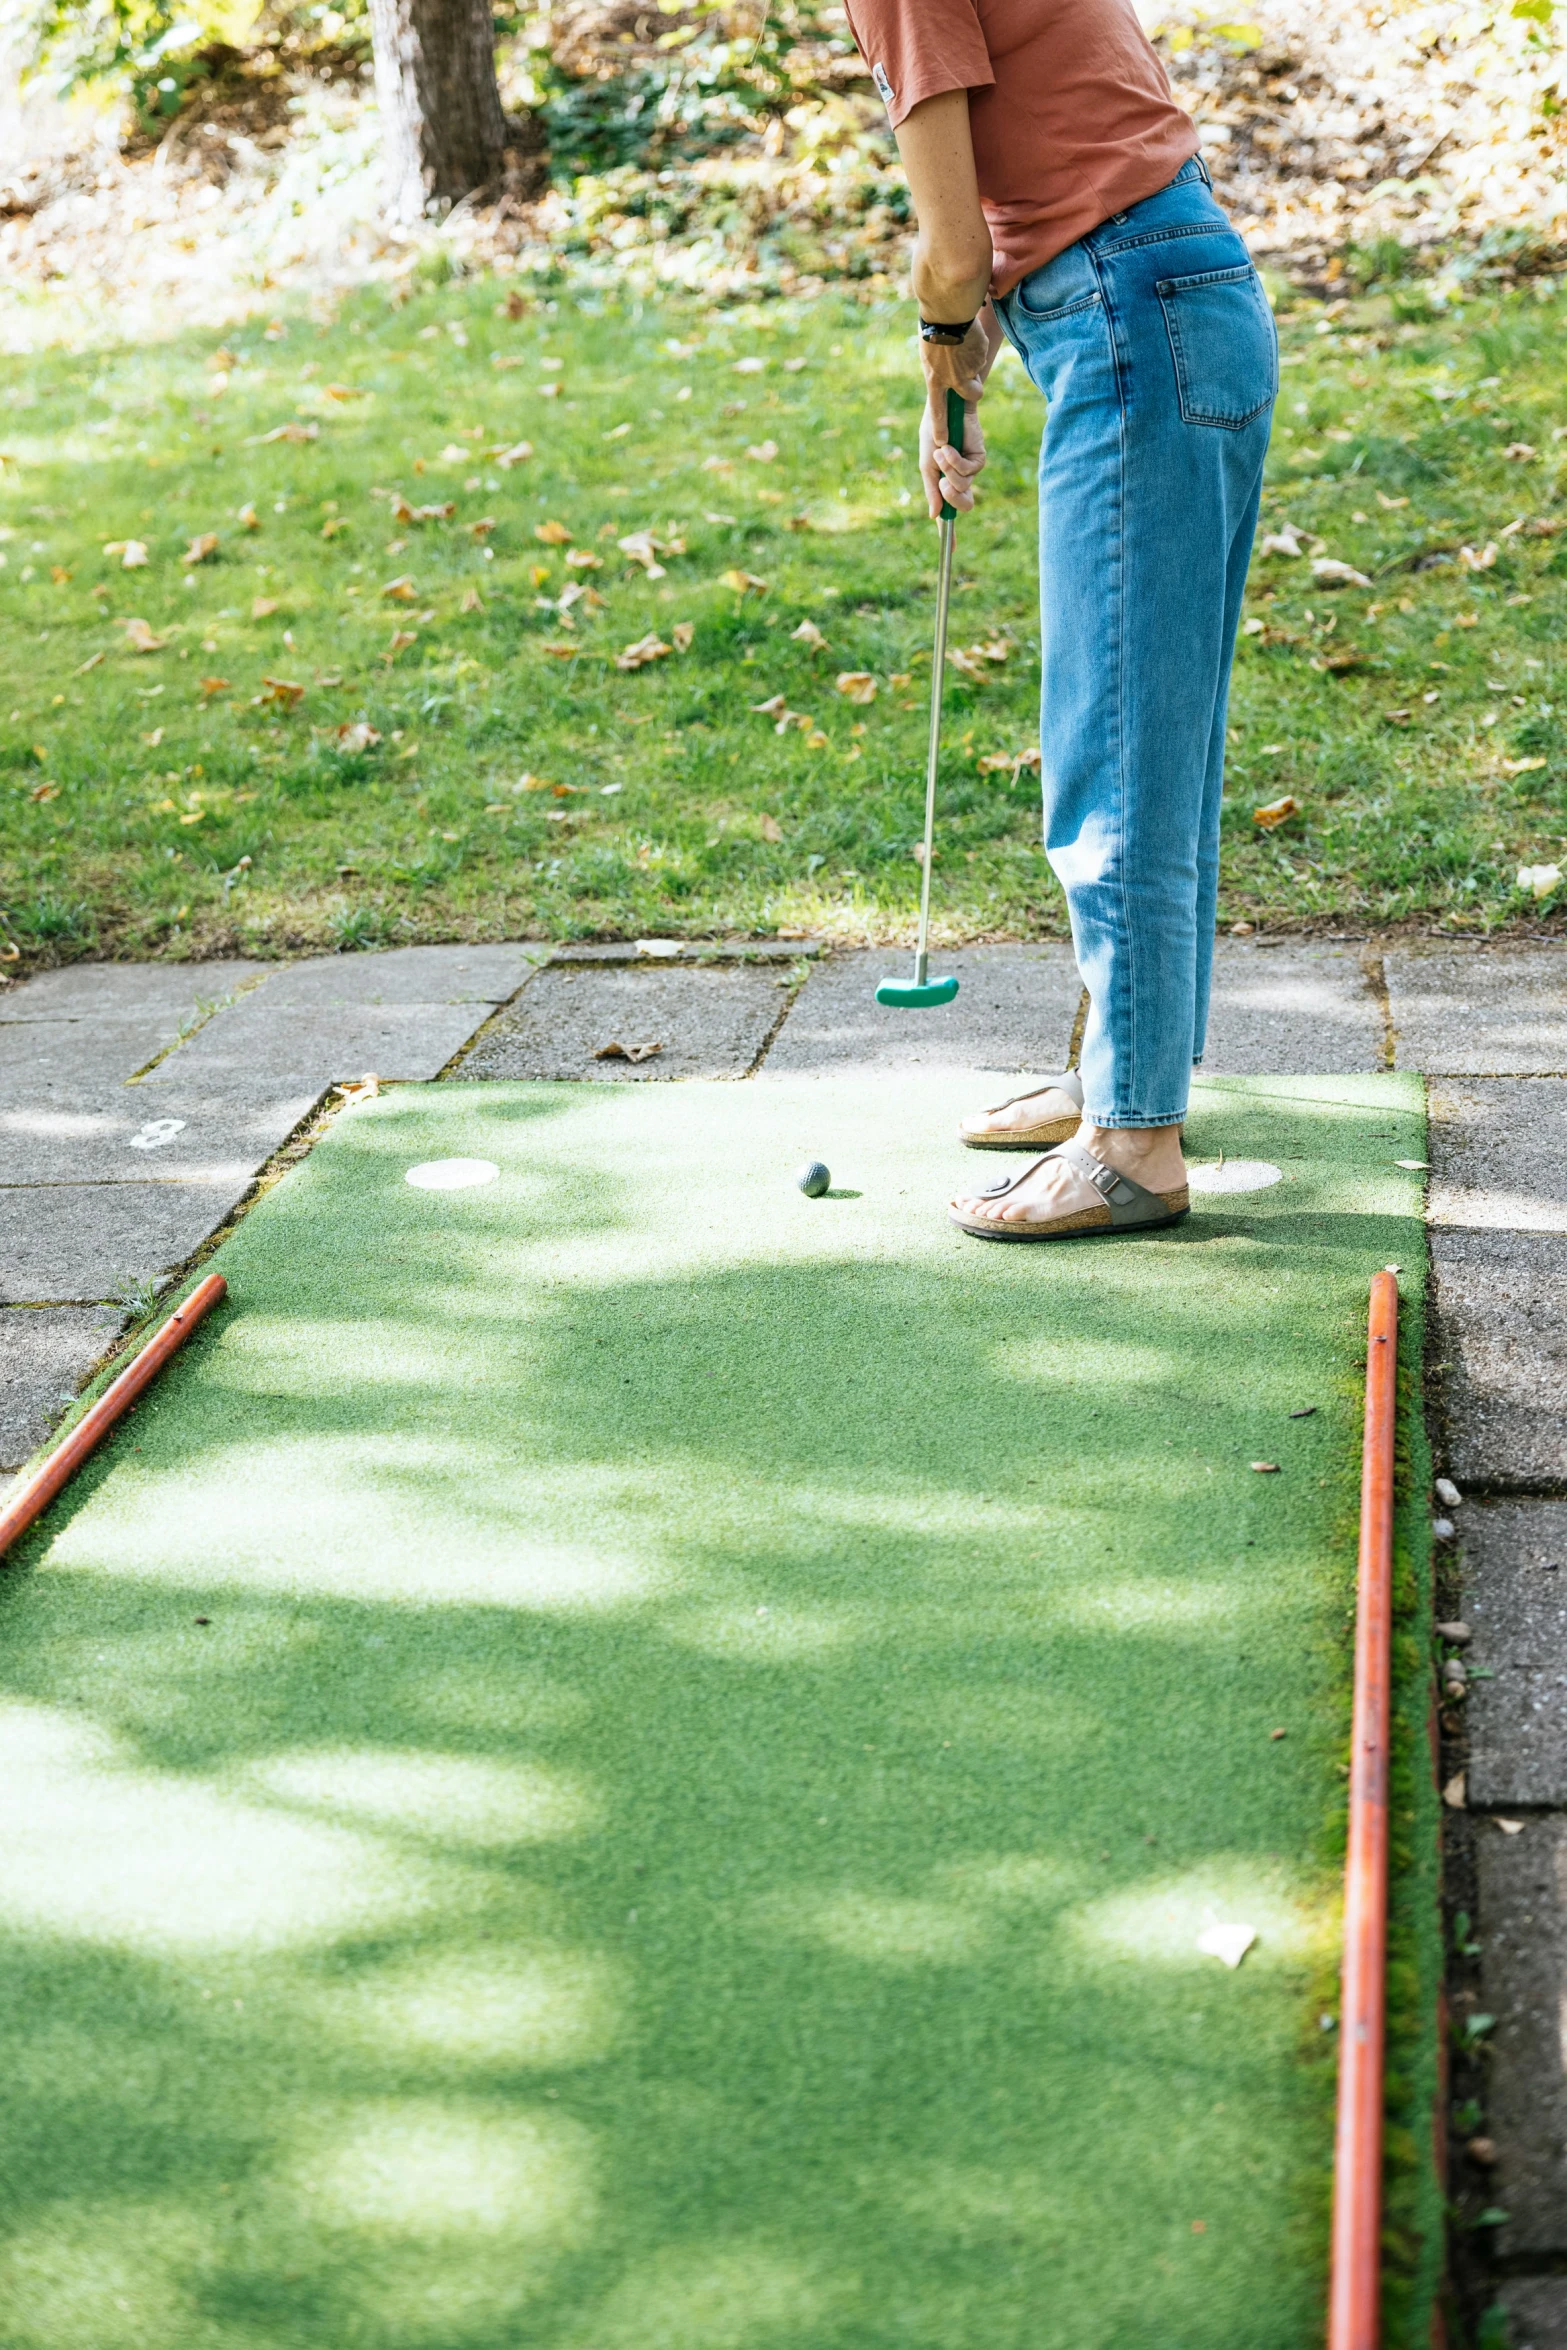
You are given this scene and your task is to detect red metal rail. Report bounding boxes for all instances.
[0,1273,226,1561]
[1329,1268,1400,2350]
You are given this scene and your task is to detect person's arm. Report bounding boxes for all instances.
[893,88,1003,517]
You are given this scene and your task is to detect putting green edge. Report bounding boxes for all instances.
[1382,1161,1442,2347]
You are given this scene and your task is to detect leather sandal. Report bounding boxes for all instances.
[949,1136,1191,1242]
[957,1069,1085,1150]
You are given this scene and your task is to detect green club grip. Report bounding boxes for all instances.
[941,387,967,523]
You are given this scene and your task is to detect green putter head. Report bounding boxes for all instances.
[874,973,959,1008]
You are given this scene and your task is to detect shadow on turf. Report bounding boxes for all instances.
[0,1161,1430,2350]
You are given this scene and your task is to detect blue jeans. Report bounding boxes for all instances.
[993,158,1276,1128]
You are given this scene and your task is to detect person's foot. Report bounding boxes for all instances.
[950,1124,1188,1236]
[957,1071,1084,1150]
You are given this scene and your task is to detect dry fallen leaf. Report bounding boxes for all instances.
[535,520,573,546]
[199,675,230,696]
[181,533,220,567]
[1497,1818,1525,1835]
[1503,443,1537,461]
[1260,524,1305,557]
[469,518,497,541]
[1502,755,1548,775]
[565,549,603,571]
[616,633,673,671]
[672,622,694,652]
[759,814,783,841]
[1459,543,1499,572]
[1442,1772,1466,1809]
[491,442,533,469]
[594,1040,663,1063]
[320,517,350,540]
[260,675,305,707]
[1310,557,1373,589]
[541,641,579,659]
[76,650,104,674]
[142,726,164,747]
[720,569,769,596]
[460,586,484,613]
[792,620,828,650]
[1383,708,1412,726]
[104,539,150,568]
[322,383,367,401]
[1250,1460,1281,1473]
[1196,1923,1256,1969]
[50,564,71,584]
[381,575,418,601]
[745,439,779,463]
[1375,491,1408,511]
[29,780,58,802]
[836,671,877,704]
[253,421,319,444]
[383,629,418,663]
[1254,795,1300,829]
[121,617,166,652]
[251,596,279,619]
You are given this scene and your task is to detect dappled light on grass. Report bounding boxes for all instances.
[242,1747,601,1849]
[0,1700,476,1956]
[0,1072,1432,2344]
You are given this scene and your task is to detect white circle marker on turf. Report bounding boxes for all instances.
[1187,1160,1283,1195]
[404,1158,499,1191]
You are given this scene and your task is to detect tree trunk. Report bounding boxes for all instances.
[369,0,520,221]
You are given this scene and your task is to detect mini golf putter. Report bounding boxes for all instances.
[876,387,964,1011]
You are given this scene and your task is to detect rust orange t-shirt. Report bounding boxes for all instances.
[840,0,1199,296]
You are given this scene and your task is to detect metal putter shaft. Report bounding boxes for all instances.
[875,387,964,1010]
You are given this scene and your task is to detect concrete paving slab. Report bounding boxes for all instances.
[1428,1079,1567,1232]
[154,998,496,1087]
[1477,1818,1567,2257]
[1388,946,1567,1074]
[0,1305,127,1471]
[552,941,816,963]
[0,1087,319,1187]
[1199,942,1383,1074]
[1463,1501,1567,1808]
[456,961,783,1081]
[762,945,1083,1076]
[0,959,260,1024]
[254,944,543,1009]
[1431,1229,1567,1487]
[0,1180,250,1305]
[1501,2280,1567,2349]
[0,1016,205,1103]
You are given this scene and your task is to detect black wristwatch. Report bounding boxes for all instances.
[919,318,975,346]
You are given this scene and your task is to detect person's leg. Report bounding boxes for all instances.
[953,163,1273,1235]
[1191,470,1268,1068]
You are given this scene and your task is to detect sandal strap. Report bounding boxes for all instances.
[980,1070,1084,1117]
[1051,1137,1173,1225]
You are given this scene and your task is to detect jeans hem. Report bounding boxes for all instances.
[1083,1109,1188,1129]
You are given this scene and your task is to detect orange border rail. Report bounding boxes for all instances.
[0,1273,226,1562]
[1329,1268,1400,2350]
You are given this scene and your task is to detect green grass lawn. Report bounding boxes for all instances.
[0,273,1563,965]
[0,1072,1439,2346]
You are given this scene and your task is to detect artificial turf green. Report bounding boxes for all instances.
[0,1072,1437,2348]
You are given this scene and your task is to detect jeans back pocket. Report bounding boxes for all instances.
[1157,263,1277,428]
